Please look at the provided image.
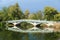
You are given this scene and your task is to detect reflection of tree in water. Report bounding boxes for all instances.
[28,33,45,40]
[44,32,60,40]
[0,30,60,40]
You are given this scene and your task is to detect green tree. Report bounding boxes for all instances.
[28,11,43,20]
[28,13,37,19]
[36,11,43,20]
[0,7,9,21]
[54,13,60,21]
[24,9,30,19]
[44,6,58,20]
[0,11,3,21]
[8,3,24,20]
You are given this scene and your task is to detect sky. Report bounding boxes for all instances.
[0,0,60,13]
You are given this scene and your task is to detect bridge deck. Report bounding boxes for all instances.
[6,19,55,23]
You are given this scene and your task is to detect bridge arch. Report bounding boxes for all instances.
[15,21,34,30]
[5,19,56,33]
[36,23,48,29]
[7,23,14,27]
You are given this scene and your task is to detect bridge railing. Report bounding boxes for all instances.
[5,19,60,33]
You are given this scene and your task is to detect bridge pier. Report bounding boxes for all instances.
[12,23,18,28]
[28,23,39,30]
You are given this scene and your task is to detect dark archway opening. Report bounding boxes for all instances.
[7,23,14,27]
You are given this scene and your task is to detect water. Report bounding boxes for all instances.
[28,33,45,40]
[0,30,60,40]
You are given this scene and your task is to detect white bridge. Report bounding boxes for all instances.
[5,19,56,33]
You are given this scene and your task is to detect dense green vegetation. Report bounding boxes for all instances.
[0,3,60,40]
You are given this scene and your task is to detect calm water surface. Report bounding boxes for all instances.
[0,30,60,40]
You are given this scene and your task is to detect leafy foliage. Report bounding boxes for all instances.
[44,6,58,20]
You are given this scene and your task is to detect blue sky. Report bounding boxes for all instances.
[0,0,60,13]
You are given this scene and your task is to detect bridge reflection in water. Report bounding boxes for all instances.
[5,19,57,33]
